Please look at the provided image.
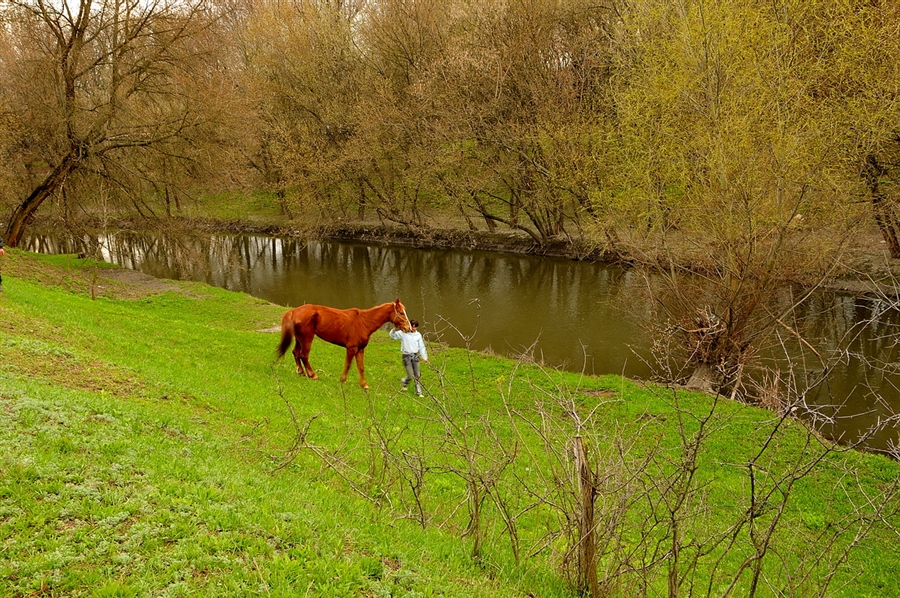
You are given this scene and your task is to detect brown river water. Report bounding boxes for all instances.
[23,231,900,454]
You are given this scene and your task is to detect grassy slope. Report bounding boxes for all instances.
[0,252,570,597]
[1,250,899,597]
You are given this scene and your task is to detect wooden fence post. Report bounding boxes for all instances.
[574,435,599,596]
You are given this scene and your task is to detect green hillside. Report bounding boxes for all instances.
[1,250,898,597]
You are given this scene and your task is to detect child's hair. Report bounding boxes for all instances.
[410,320,419,328]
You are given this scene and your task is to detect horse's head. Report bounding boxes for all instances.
[393,298,412,332]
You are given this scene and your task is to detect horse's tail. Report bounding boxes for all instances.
[275,311,294,360]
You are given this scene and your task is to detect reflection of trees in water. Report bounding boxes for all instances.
[25,232,262,291]
[749,290,900,450]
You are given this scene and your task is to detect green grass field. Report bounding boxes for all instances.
[1,249,898,597]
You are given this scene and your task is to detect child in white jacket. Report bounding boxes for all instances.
[390,319,428,397]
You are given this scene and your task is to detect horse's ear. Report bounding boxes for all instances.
[395,298,402,306]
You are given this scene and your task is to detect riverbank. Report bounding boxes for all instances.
[315,221,900,295]
[55,213,614,261]
[2,250,900,596]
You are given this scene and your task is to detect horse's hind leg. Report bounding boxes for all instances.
[294,335,318,379]
[289,336,303,374]
[291,344,303,374]
[302,356,318,379]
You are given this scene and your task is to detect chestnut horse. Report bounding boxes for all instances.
[276,298,411,389]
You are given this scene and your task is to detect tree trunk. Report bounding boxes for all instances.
[357,177,367,221]
[864,154,900,259]
[469,191,497,232]
[685,363,718,393]
[872,195,900,259]
[5,152,81,247]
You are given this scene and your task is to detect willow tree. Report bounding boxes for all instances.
[238,0,367,224]
[346,0,450,227]
[417,0,617,246]
[851,7,900,258]
[1,0,243,246]
[594,0,900,393]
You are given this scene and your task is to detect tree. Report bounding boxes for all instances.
[425,0,618,246]
[239,0,619,243]
[591,0,892,393]
[1,0,243,246]
[864,136,900,258]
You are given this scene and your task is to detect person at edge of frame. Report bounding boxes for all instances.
[0,234,5,293]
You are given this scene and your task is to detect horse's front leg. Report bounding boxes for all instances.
[354,348,368,390]
[340,347,357,385]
